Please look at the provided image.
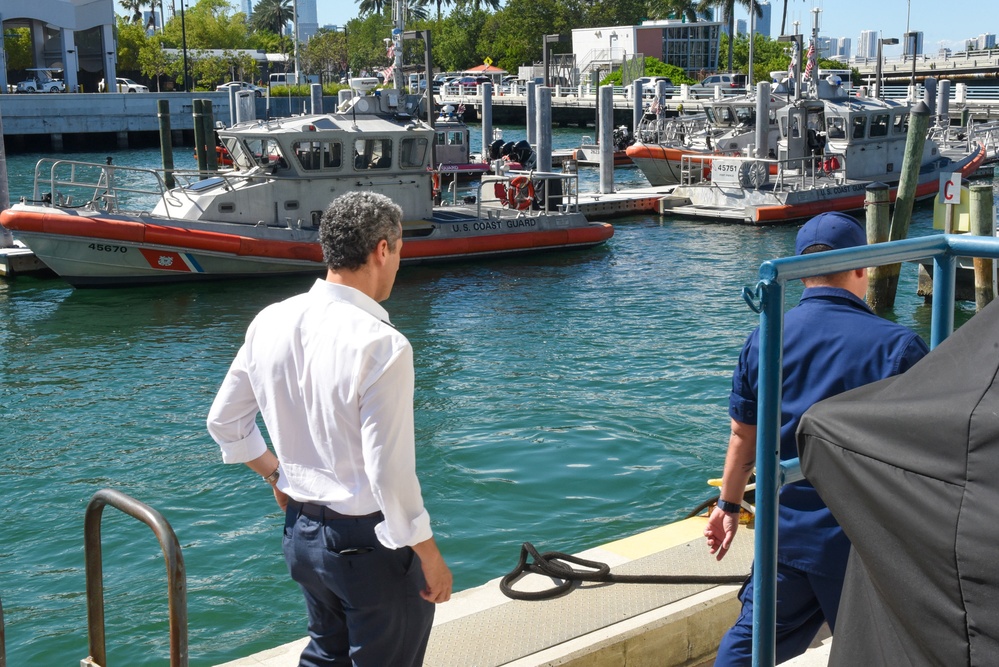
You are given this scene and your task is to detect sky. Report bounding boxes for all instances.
[736,0,998,58]
[125,0,996,59]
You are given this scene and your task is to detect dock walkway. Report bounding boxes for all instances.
[217,517,752,667]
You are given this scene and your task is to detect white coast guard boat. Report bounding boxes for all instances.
[658,77,986,224]
[0,82,612,287]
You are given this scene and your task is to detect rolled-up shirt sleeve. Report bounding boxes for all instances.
[207,344,270,463]
[359,341,433,549]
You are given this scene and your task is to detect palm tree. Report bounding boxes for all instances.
[250,0,293,34]
[647,0,699,22]
[698,0,762,73]
[120,0,146,24]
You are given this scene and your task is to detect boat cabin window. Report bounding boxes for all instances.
[221,137,256,169]
[826,117,846,139]
[851,115,867,139]
[353,138,392,170]
[870,113,890,138]
[245,137,288,169]
[790,115,801,139]
[717,106,735,126]
[435,131,464,147]
[892,112,909,134]
[400,137,429,168]
[704,108,717,124]
[293,140,342,171]
[735,106,755,126]
[778,116,788,138]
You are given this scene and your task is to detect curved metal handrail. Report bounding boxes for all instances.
[83,488,188,667]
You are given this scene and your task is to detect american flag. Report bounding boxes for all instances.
[803,40,816,78]
[457,104,466,115]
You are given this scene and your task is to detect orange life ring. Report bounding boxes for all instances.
[506,176,534,211]
[431,171,441,193]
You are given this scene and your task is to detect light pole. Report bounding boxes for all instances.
[542,34,561,88]
[905,31,918,92]
[876,37,898,99]
[179,0,189,91]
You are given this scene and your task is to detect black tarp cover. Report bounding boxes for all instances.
[797,298,999,667]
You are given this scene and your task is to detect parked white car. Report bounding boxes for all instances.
[116,77,149,93]
[216,81,266,97]
[17,68,65,93]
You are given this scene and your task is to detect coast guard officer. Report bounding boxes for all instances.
[704,212,929,665]
[208,191,451,667]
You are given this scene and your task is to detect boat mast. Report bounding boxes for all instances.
[392,0,405,90]
[809,7,820,96]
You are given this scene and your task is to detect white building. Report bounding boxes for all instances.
[857,30,878,60]
[976,33,996,50]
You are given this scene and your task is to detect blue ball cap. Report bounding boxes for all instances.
[795,212,867,256]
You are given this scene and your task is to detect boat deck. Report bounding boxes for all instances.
[217,517,752,667]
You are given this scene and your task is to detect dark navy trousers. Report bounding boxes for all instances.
[713,561,843,666]
[282,501,435,667]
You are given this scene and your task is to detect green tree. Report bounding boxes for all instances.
[476,0,585,74]
[430,7,488,71]
[116,16,150,72]
[646,0,699,22]
[138,38,178,91]
[300,28,347,83]
[3,27,33,71]
[582,0,646,28]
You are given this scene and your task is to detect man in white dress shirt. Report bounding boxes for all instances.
[207,191,451,667]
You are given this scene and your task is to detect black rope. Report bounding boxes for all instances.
[500,541,748,601]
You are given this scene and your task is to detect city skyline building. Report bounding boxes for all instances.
[857,29,878,59]
[903,30,924,56]
[757,0,771,38]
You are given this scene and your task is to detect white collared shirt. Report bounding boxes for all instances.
[207,279,432,549]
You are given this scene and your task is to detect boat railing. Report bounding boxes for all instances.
[636,113,708,146]
[678,152,848,191]
[29,158,282,220]
[476,169,580,217]
[747,233,999,665]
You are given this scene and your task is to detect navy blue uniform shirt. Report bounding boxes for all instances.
[729,286,928,575]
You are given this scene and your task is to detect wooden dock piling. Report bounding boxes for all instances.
[876,101,932,310]
[864,182,892,311]
[971,183,996,311]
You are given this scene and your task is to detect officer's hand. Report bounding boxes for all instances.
[704,506,739,561]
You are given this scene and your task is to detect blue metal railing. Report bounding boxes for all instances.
[749,233,999,666]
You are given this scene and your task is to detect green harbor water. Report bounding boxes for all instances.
[0,127,961,665]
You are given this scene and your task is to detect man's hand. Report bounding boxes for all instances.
[272,485,289,512]
[412,537,453,603]
[704,506,740,561]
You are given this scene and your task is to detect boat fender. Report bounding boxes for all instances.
[506,176,534,211]
[823,156,841,173]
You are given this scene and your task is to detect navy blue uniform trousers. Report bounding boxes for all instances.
[714,561,843,666]
[282,501,435,667]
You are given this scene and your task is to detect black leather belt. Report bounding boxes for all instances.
[291,500,383,521]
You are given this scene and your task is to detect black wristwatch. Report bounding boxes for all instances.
[717,499,742,514]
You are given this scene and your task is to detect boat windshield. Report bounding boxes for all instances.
[735,106,755,126]
[228,137,288,170]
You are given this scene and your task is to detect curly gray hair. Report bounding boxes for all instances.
[319,191,403,270]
